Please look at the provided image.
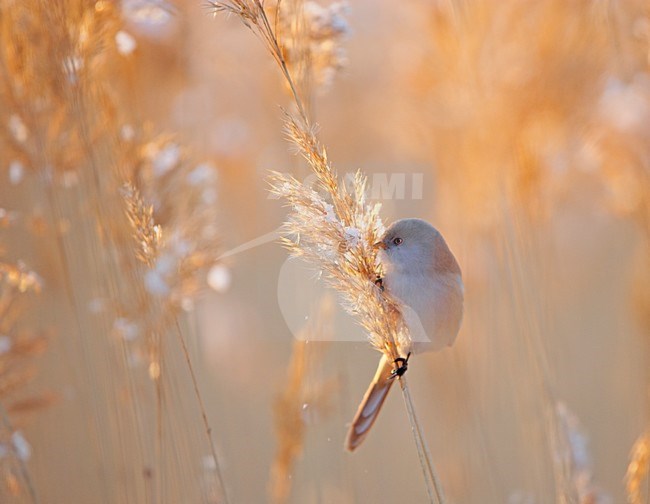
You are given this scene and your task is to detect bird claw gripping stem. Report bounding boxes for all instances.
[389,352,411,379]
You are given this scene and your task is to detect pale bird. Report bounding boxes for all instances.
[345,218,464,451]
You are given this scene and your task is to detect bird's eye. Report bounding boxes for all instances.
[393,237,403,246]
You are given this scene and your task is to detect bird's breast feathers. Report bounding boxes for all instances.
[384,270,464,352]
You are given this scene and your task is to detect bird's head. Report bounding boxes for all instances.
[376,218,460,276]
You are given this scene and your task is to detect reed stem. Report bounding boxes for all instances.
[398,375,446,504]
[174,319,229,504]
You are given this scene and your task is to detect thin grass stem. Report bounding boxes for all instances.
[398,376,446,504]
[173,319,229,504]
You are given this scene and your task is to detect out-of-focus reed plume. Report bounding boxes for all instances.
[555,402,611,504]
[626,429,649,504]
[268,296,337,504]
[406,1,650,501]
[0,261,46,502]
[585,10,650,336]
[119,136,222,335]
[123,183,163,268]
[272,0,349,96]
[209,0,347,116]
[412,0,611,227]
[269,338,310,504]
[115,43,228,504]
[120,142,228,500]
[0,263,46,411]
[1,0,226,501]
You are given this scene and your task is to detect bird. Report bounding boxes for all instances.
[345,218,464,451]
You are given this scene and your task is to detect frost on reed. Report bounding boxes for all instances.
[269,131,409,361]
[626,429,650,504]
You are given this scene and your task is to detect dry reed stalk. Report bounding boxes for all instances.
[407,1,650,501]
[210,2,446,501]
[398,376,446,504]
[122,183,163,269]
[268,296,337,504]
[118,132,223,331]
[410,0,612,228]
[584,4,650,341]
[553,402,610,504]
[122,154,228,502]
[626,429,650,504]
[2,1,227,500]
[0,5,155,499]
[271,0,349,99]
[173,319,229,504]
[210,0,405,362]
[269,339,309,504]
[0,261,46,503]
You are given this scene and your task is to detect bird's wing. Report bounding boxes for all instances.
[345,354,395,451]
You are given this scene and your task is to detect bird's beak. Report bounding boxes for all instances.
[374,241,387,250]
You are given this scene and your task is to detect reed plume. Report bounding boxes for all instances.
[0,261,46,503]
[406,1,650,501]
[272,0,349,96]
[1,1,227,501]
[211,1,447,501]
[626,429,650,504]
[554,402,610,504]
[269,136,409,361]
[119,135,222,333]
[211,0,407,378]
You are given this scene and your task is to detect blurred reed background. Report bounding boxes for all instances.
[0,0,648,503]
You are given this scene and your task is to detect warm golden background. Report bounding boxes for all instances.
[0,0,649,503]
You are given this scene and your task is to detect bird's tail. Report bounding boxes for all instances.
[345,354,395,451]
